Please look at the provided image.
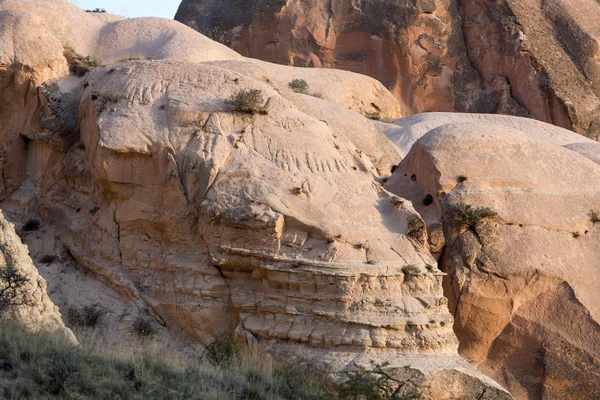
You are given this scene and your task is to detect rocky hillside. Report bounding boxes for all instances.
[175,0,600,138]
[1,0,599,399]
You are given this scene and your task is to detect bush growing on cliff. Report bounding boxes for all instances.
[450,202,498,230]
[63,44,99,77]
[288,79,309,94]
[66,304,107,327]
[225,89,269,115]
[0,265,30,315]
[590,210,600,224]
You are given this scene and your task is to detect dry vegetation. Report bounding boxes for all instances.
[0,320,423,399]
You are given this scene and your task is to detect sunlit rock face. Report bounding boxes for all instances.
[385,114,600,399]
[176,0,600,137]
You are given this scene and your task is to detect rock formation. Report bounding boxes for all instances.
[175,0,600,137]
[0,0,510,398]
[0,211,74,340]
[385,115,600,399]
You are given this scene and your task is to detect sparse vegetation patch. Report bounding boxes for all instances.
[450,202,498,230]
[288,79,309,94]
[63,44,99,77]
[225,89,269,115]
[0,265,30,315]
[590,210,600,224]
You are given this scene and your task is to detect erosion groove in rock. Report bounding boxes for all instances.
[175,0,600,136]
[386,116,600,399]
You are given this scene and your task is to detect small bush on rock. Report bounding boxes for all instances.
[132,315,157,337]
[590,210,600,224]
[402,265,420,275]
[225,89,269,115]
[450,202,498,230]
[288,79,309,94]
[63,45,99,77]
[0,265,30,315]
[203,330,238,367]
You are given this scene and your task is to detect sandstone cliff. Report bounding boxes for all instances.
[0,0,510,398]
[175,0,600,137]
[385,114,600,399]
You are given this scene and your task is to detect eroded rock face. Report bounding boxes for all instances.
[175,0,600,136]
[0,211,74,340]
[0,1,509,397]
[386,120,600,399]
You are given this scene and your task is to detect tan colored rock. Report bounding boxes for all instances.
[0,1,510,397]
[387,122,600,399]
[0,210,74,340]
[380,112,599,157]
[176,0,600,135]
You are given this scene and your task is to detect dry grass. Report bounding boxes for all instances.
[63,44,99,77]
[0,321,424,399]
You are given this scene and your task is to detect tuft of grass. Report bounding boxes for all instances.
[450,202,498,230]
[132,315,157,337]
[63,45,99,77]
[590,210,600,224]
[288,79,309,94]
[572,232,581,239]
[66,304,107,328]
[366,112,381,121]
[202,330,238,367]
[402,264,421,275]
[225,89,269,115]
[457,175,468,184]
[423,194,434,206]
[425,264,435,272]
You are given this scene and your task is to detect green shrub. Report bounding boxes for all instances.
[572,232,581,239]
[66,304,107,327]
[288,79,309,94]
[132,315,157,337]
[457,175,468,183]
[402,265,421,275]
[450,202,497,230]
[0,265,30,315]
[590,210,600,224]
[63,45,99,77]
[203,330,239,367]
[225,89,269,115]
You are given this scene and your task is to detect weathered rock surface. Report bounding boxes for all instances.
[0,0,510,398]
[0,211,74,340]
[386,118,600,399]
[175,0,600,136]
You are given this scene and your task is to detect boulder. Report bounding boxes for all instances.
[386,121,600,399]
